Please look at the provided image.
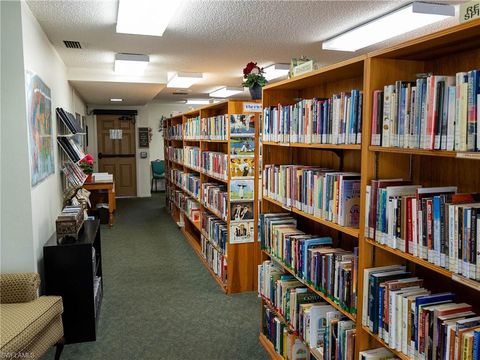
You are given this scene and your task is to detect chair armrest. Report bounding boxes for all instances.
[0,273,40,303]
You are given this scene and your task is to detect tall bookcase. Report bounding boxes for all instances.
[258,19,480,360]
[164,100,260,294]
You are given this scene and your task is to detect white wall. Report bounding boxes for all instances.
[86,102,190,197]
[0,1,87,273]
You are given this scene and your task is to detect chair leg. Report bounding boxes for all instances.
[55,336,65,360]
[151,178,154,193]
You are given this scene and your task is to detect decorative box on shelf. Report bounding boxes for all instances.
[56,204,85,240]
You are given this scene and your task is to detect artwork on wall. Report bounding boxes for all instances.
[26,71,54,186]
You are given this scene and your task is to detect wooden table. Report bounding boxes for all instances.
[83,181,116,226]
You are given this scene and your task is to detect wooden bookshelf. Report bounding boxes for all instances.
[258,333,284,360]
[164,100,261,294]
[259,19,480,360]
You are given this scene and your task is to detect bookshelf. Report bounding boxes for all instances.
[164,100,260,293]
[259,19,480,360]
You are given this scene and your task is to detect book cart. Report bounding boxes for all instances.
[164,100,261,293]
[259,19,480,360]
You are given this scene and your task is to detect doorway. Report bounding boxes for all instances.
[96,114,137,197]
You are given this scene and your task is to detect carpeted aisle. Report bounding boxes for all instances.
[46,194,268,360]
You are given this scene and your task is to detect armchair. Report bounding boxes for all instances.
[0,273,65,360]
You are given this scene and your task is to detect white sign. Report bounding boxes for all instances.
[109,129,123,139]
[243,102,262,113]
[293,60,315,77]
[460,1,480,22]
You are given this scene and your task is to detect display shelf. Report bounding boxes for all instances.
[202,203,227,222]
[258,333,284,360]
[361,326,409,360]
[263,141,361,151]
[263,250,356,322]
[201,171,228,184]
[263,196,360,238]
[369,146,480,160]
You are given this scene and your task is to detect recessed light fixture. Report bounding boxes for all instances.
[114,53,149,75]
[116,0,181,37]
[263,64,290,81]
[110,98,123,102]
[167,73,203,88]
[209,86,244,98]
[322,2,455,52]
[186,99,211,105]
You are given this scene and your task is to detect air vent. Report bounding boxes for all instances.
[172,91,189,95]
[63,40,82,49]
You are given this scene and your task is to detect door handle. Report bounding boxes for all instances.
[98,152,103,159]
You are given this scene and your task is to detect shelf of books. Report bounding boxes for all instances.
[56,107,88,193]
[358,18,480,360]
[259,19,480,360]
[164,100,261,294]
[259,55,365,360]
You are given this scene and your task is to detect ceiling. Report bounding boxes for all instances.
[26,0,462,106]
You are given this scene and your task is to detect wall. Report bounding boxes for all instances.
[86,102,190,197]
[0,1,87,273]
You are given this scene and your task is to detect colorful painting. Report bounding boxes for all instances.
[230,201,254,221]
[26,71,53,186]
[230,114,255,136]
[230,179,254,201]
[230,138,254,157]
[230,157,255,178]
[230,221,254,244]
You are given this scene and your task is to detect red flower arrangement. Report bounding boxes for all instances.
[79,154,94,174]
[242,61,267,88]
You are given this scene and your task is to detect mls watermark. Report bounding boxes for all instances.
[0,352,34,359]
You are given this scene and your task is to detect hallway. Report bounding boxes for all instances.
[48,194,267,360]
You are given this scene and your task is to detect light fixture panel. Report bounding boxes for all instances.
[116,0,181,37]
[209,87,244,98]
[167,73,203,88]
[186,99,211,105]
[110,98,123,102]
[322,2,455,52]
[263,64,290,81]
[114,53,149,75]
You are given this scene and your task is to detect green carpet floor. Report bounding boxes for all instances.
[46,194,268,360]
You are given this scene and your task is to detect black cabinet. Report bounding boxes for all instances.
[43,220,103,344]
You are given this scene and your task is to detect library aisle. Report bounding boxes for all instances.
[47,194,268,360]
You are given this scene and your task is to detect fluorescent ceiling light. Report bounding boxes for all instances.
[110,98,123,102]
[322,2,455,52]
[114,53,149,75]
[263,64,290,81]
[167,73,203,88]
[116,0,181,36]
[186,99,211,105]
[209,87,244,98]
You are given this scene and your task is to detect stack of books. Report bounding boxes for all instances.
[92,173,112,182]
[201,183,228,221]
[183,146,201,170]
[201,235,227,285]
[370,69,480,151]
[362,265,480,360]
[166,123,183,140]
[365,180,480,281]
[201,212,227,255]
[263,165,361,228]
[263,91,363,145]
[169,169,184,188]
[184,173,200,200]
[181,197,200,223]
[167,146,183,164]
[201,114,228,140]
[201,151,228,180]
[184,115,201,140]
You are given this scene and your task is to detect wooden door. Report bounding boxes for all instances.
[97,114,136,196]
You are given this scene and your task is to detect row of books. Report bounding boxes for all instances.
[202,151,228,180]
[169,169,184,189]
[63,162,87,187]
[201,114,228,140]
[184,115,201,140]
[201,235,227,285]
[371,70,480,151]
[362,264,480,360]
[201,183,228,221]
[166,123,183,140]
[56,107,83,134]
[184,146,201,170]
[201,212,227,255]
[262,90,363,145]
[57,137,85,163]
[263,165,361,228]
[183,173,200,199]
[166,146,183,164]
[181,197,201,223]
[365,179,480,281]
[261,287,356,360]
[260,213,358,314]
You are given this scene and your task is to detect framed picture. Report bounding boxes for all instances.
[230,138,254,157]
[230,157,255,178]
[230,179,254,201]
[230,221,254,244]
[230,201,254,221]
[230,114,255,136]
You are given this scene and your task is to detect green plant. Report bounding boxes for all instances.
[241,62,267,88]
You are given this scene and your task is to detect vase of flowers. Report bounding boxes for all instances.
[242,61,266,100]
[79,154,94,182]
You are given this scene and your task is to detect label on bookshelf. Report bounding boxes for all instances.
[456,152,480,159]
[243,102,262,113]
[460,1,480,23]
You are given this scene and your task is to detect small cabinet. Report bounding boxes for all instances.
[43,220,103,344]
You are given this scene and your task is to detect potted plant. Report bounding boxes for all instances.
[79,154,94,182]
[242,61,267,100]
